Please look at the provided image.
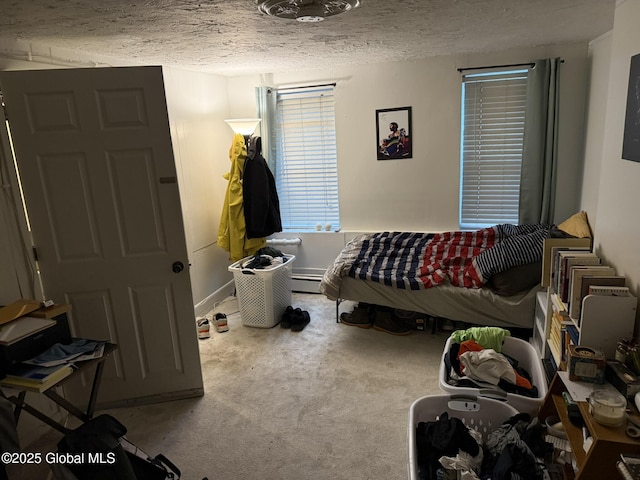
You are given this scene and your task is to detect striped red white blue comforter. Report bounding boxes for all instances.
[319,224,550,300]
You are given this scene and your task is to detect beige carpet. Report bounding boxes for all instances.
[13,292,449,480]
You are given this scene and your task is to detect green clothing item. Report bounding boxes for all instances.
[450,327,511,352]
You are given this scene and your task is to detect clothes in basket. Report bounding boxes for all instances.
[439,333,548,416]
[408,395,552,480]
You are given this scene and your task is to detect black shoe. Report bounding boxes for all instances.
[290,309,310,332]
[281,306,294,328]
[340,306,373,328]
[372,310,411,336]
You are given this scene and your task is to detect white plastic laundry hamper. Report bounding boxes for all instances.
[438,335,547,416]
[408,394,519,480]
[228,255,295,328]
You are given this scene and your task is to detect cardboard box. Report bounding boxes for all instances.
[0,299,41,325]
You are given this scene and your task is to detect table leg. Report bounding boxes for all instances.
[86,360,106,418]
[3,393,70,434]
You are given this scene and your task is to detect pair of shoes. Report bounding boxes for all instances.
[214,313,228,333]
[197,317,210,339]
[340,305,373,329]
[372,310,412,336]
[281,306,310,332]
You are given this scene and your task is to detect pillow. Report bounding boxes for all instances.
[488,261,542,296]
[548,227,576,238]
[557,211,592,238]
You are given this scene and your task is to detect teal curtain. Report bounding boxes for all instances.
[519,58,561,224]
[255,86,277,172]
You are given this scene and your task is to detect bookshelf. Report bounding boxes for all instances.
[535,237,591,360]
[540,238,638,365]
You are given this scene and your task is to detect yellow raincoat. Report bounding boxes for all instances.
[218,133,266,261]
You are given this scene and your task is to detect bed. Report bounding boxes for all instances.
[319,213,592,330]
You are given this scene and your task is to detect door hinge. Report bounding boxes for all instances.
[0,92,7,121]
[32,246,38,261]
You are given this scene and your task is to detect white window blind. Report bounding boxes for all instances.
[460,70,528,229]
[275,85,340,232]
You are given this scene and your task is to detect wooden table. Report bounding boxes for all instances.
[539,372,640,480]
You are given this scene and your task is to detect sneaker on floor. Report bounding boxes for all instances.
[372,310,411,336]
[214,313,229,333]
[340,306,373,329]
[197,317,210,339]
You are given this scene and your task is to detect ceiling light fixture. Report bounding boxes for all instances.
[256,0,361,23]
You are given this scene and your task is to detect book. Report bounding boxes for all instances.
[567,266,617,320]
[550,292,568,314]
[562,255,602,302]
[541,238,591,287]
[565,324,579,345]
[589,285,630,296]
[0,364,74,393]
[550,246,590,293]
[0,315,56,346]
[557,251,600,302]
[6,363,73,384]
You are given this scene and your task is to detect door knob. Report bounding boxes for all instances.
[172,261,184,273]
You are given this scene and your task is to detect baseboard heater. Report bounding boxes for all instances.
[291,274,322,294]
[267,237,302,246]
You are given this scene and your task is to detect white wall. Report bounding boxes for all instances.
[586,0,640,303]
[580,33,613,224]
[162,67,236,314]
[228,43,591,234]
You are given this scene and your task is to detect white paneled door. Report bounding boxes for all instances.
[0,66,203,407]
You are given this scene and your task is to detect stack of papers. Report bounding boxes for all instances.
[23,339,106,367]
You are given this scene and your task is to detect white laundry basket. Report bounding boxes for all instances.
[228,255,295,328]
[438,335,547,416]
[408,394,519,480]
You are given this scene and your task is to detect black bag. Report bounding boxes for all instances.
[57,414,180,480]
[122,437,181,480]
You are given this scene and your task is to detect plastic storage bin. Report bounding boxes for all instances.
[228,254,295,328]
[408,394,519,480]
[438,335,548,416]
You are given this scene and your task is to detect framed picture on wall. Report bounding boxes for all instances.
[622,53,640,162]
[376,106,412,160]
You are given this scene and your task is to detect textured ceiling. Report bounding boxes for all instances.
[0,0,616,76]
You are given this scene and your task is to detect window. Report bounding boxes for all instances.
[460,70,529,229]
[274,85,340,232]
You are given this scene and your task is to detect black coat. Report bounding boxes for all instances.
[243,136,282,238]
